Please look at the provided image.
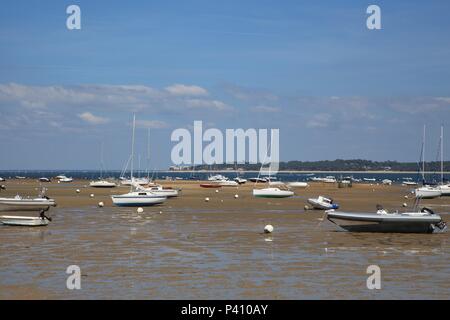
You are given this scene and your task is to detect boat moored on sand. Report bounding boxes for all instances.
[0,188,56,212]
[253,187,294,198]
[326,206,447,234]
[414,186,441,199]
[307,196,339,210]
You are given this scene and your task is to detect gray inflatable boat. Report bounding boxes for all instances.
[326,208,447,234]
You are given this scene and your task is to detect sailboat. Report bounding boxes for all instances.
[252,145,293,198]
[437,126,450,196]
[111,115,167,207]
[90,142,117,188]
[415,125,441,199]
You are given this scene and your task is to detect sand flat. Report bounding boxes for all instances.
[0,179,448,299]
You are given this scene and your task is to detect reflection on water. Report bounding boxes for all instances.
[0,206,448,299]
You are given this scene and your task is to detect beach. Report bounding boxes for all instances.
[0,179,449,299]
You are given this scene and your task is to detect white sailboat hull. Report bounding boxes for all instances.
[253,188,294,198]
[287,182,308,188]
[415,187,442,199]
[439,184,450,196]
[111,192,166,206]
[89,180,117,188]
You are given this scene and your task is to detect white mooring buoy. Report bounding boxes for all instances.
[234,194,239,199]
[205,197,210,202]
[90,193,94,198]
[137,207,144,213]
[76,189,80,193]
[98,202,104,208]
[402,203,408,207]
[264,225,274,234]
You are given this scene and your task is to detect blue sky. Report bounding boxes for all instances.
[0,0,449,170]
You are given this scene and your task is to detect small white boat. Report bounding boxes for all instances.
[307,196,339,210]
[111,191,166,206]
[415,186,442,199]
[363,178,376,182]
[269,181,285,186]
[217,180,239,187]
[120,177,149,186]
[15,176,26,179]
[59,177,73,183]
[39,177,51,182]
[439,184,450,196]
[234,177,247,184]
[0,194,56,212]
[402,181,418,186]
[208,174,227,181]
[253,187,294,198]
[323,176,336,183]
[310,177,324,182]
[1,215,50,226]
[89,180,117,188]
[136,184,179,197]
[287,181,309,188]
[0,177,5,182]
[382,179,392,185]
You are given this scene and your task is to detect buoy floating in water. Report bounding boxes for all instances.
[264,225,274,233]
[76,189,80,193]
[137,207,144,213]
[98,202,104,207]
[304,205,309,210]
[159,211,163,214]
[402,203,408,207]
[234,194,239,199]
[90,194,94,198]
[404,195,409,199]
[205,197,210,202]
[215,189,219,193]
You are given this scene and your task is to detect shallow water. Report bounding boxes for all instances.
[0,206,449,299]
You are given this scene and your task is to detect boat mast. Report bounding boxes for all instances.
[100,141,104,179]
[422,125,426,182]
[147,128,150,180]
[441,125,444,184]
[130,114,136,190]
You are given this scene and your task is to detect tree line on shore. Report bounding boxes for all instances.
[189,159,450,172]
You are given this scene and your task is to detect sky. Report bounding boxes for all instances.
[0,0,449,170]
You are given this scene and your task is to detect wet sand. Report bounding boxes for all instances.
[0,180,449,299]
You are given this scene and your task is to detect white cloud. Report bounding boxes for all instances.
[435,97,450,104]
[185,99,231,110]
[78,112,109,124]
[306,113,331,128]
[165,84,208,96]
